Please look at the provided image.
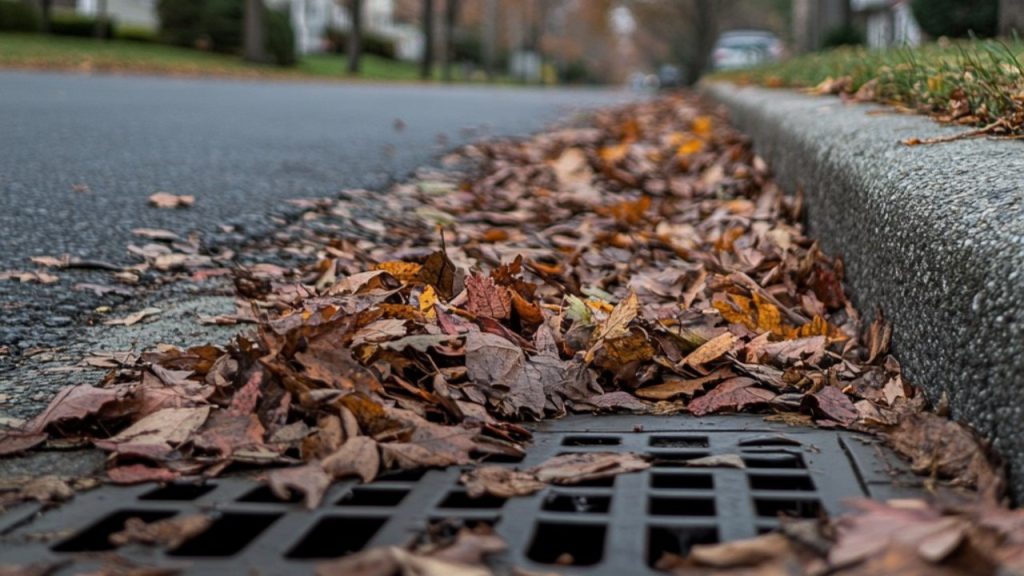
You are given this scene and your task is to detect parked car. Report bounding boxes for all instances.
[711,30,784,70]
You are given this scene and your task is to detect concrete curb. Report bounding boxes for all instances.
[705,83,1024,499]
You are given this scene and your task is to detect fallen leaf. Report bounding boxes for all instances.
[690,532,791,568]
[466,274,512,319]
[131,228,180,241]
[460,466,545,498]
[418,250,457,300]
[27,384,124,433]
[109,514,212,550]
[148,192,195,209]
[323,436,379,483]
[684,454,746,469]
[803,386,858,426]
[682,332,738,368]
[267,462,332,509]
[103,307,162,326]
[688,377,775,416]
[530,452,649,484]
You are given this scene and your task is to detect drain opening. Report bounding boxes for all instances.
[336,488,408,507]
[53,510,177,552]
[287,516,388,559]
[749,474,815,492]
[170,513,280,557]
[650,473,714,490]
[238,485,303,504]
[649,496,716,517]
[562,436,622,446]
[650,452,713,467]
[139,483,216,501]
[527,522,606,566]
[439,490,507,509]
[649,436,710,449]
[647,526,719,568]
[542,493,611,514]
[754,498,822,519]
[742,453,806,469]
[738,436,801,447]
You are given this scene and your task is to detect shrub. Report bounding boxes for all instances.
[264,7,294,66]
[200,0,243,53]
[823,25,864,48]
[157,0,294,65]
[156,0,204,47]
[0,0,39,32]
[453,33,482,64]
[115,25,158,43]
[911,0,998,38]
[50,12,115,38]
[325,27,396,59]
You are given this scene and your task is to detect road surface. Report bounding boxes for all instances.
[0,71,630,355]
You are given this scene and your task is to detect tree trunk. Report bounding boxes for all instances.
[482,0,497,80]
[1001,0,1024,36]
[420,0,435,80]
[39,0,52,34]
[687,0,717,85]
[243,0,266,63]
[442,0,459,82]
[348,0,364,75]
[94,0,107,39]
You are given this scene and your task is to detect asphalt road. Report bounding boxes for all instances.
[0,71,630,269]
[0,71,630,355]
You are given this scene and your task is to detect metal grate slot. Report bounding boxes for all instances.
[286,516,387,559]
[562,436,621,446]
[139,484,215,501]
[649,436,710,448]
[649,496,716,517]
[52,510,177,553]
[336,487,408,507]
[439,490,507,510]
[646,526,719,568]
[238,485,304,503]
[749,473,815,492]
[542,493,611,514]
[754,497,823,519]
[527,521,606,566]
[742,452,806,469]
[650,473,714,490]
[169,513,280,557]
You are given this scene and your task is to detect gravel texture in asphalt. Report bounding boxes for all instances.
[707,82,1024,499]
[0,71,629,361]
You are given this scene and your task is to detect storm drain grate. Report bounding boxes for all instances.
[0,415,925,575]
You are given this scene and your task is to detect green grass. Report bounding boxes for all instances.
[712,39,1024,136]
[0,32,461,83]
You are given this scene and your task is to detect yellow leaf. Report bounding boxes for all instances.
[375,261,422,283]
[713,294,754,327]
[683,332,738,367]
[752,292,782,335]
[419,285,438,319]
[692,115,713,139]
[599,143,630,164]
[676,138,705,157]
[585,299,615,314]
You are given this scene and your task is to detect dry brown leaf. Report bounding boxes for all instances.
[466,274,512,319]
[322,436,380,483]
[110,514,212,550]
[530,452,649,484]
[688,377,776,416]
[103,307,162,327]
[148,192,195,209]
[460,466,545,498]
[267,462,332,509]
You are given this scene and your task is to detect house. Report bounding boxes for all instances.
[73,0,424,60]
[852,0,922,48]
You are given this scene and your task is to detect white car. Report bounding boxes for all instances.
[712,30,784,70]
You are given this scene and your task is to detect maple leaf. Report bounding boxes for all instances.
[465,274,512,319]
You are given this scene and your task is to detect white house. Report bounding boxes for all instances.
[852,0,923,48]
[75,0,423,61]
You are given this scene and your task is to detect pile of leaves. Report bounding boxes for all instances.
[0,93,1012,573]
